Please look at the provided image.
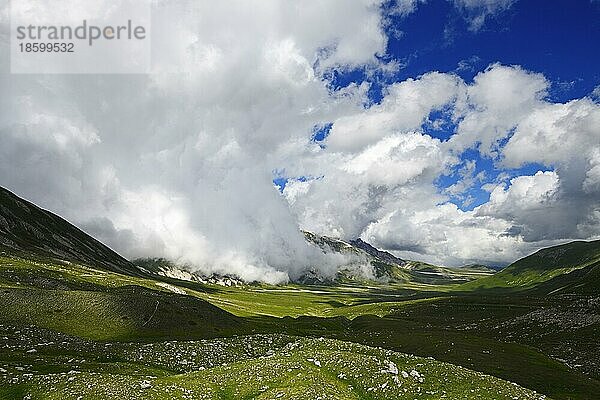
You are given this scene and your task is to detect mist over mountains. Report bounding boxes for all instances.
[0,185,498,285]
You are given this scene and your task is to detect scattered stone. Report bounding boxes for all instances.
[140,380,152,389]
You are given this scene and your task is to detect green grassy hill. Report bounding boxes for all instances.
[0,328,543,400]
[0,256,245,341]
[531,259,600,296]
[460,240,600,291]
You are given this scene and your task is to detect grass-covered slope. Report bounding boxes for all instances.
[0,256,244,341]
[460,239,600,291]
[0,187,137,276]
[0,326,544,400]
[532,260,600,296]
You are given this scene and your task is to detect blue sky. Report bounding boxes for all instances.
[333,0,600,101]
[320,0,600,211]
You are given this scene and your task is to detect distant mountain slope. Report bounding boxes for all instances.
[505,240,600,273]
[133,257,244,287]
[461,240,600,291]
[0,186,136,275]
[461,263,502,272]
[348,238,406,266]
[303,231,494,285]
[0,185,495,286]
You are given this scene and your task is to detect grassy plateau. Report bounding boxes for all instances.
[0,247,599,399]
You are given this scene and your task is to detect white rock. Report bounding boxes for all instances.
[140,380,152,389]
[382,360,398,375]
[410,369,421,378]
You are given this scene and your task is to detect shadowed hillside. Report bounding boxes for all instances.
[0,187,136,276]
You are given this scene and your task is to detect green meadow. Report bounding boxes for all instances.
[1,242,599,399]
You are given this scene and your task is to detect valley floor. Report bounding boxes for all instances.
[1,255,599,399]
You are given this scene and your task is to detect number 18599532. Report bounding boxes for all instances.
[19,42,74,52]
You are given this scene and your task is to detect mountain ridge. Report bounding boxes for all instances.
[0,186,137,276]
[0,186,496,286]
[460,239,600,291]
[3,184,596,290]
[349,237,406,267]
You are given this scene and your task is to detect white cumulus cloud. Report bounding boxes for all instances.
[0,1,598,280]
